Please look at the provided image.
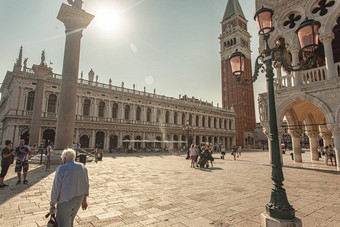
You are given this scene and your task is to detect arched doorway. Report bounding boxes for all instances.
[196,135,200,145]
[95,131,105,149]
[123,135,130,148]
[20,131,30,145]
[173,135,179,149]
[80,135,89,148]
[110,135,118,148]
[135,136,142,149]
[181,135,186,148]
[42,129,55,147]
[155,136,162,149]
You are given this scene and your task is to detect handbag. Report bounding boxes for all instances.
[46,214,58,227]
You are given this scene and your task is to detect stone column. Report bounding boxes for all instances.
[91,130,95,148]
[55,3,94,149]
[331,129,340,171]
[320,33,337,79]
[75,128,79,143]
[105,131,110,150]
[288,46,302,86]
[288,129,302,163]
[118,131,123,147]
[320,131,332,147]
[306,131,319,161]
[142,132,146,148]
[30,65,52,146]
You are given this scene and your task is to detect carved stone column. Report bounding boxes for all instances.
[55,3,94,149]
[320,131,332,147]
[91,129,95,148]
[30,65,52,146]
[320,33,336,80]
[329,126,340,171]
[287,46,302,86]
[306,131,319,161]
[288,129,303,163]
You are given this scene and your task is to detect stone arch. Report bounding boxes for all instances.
[42,128,55,146]
[80,134,90,148]
[313,0,340,33]
[277,94,335,126]
[336,105,340,124]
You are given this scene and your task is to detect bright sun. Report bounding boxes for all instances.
[95,5,124,34]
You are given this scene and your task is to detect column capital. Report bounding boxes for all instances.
[286,44,300,53]
[32,64,52,80]
[320,131,332,140]
[57,3,94,32]
[288,129,302,138]
[319,32,335,43]
[305,130,319,138]
[328,124,340,135]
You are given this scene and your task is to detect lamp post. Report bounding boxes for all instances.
[182,120,195,159]
[229,7,320,223]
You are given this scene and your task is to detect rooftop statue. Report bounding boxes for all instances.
[67,0,83,9]
[40,50,46,66]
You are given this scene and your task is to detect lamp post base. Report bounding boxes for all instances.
[261,213,302,227]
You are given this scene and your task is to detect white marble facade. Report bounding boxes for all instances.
[0,60,236,150]
[256,0,340,169]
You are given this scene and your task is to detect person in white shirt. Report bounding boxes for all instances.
[46,142,53,171]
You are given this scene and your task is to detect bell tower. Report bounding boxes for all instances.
[219,0,256,147]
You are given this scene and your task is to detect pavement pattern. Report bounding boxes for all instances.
[0,150,339,227]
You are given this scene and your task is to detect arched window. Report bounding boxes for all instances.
[229,120,232,129]
[214,118,217,128]
[26,91,35,111]
[208,117,211,128]
[188,114,192,125]
[112,103,118,119]
[98,101,105,118]
[196,115,199,126]
[182,113,185,125]
[174,112,178,124]
[219,118,222,128]
[156,109,161,123]
[47,94,57,113]
[136,106,141,121]
[165,111,169,124]
[233,37,236,44]
[125,105,130,120]
[202,116,206,127]
[83,99,90,116]
[147,108,151,122]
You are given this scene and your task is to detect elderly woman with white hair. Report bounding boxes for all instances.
[49,148,89,226]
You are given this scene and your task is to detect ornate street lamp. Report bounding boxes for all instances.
[229,7,320,222]
[182,120,195,159]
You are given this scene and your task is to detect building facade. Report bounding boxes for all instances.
[256,0,340,168]
[0,49,236,150]
[220,0,257,147]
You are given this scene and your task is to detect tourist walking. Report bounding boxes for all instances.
[0,140,15,188]
[237,146,242,157]
[15,139,31,184]
[221,145,226,159]
[324,146,329,165]
[329,145,335,166]
[189,144,197,168]
[49,148,89,227]
[46,141,53,171]
[232,146,237,160]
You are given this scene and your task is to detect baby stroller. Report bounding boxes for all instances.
[198,150,213,168]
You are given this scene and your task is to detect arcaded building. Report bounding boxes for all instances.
[0,48,236,150]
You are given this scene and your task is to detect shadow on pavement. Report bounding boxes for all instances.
[0,164,54,205]
[283,165,340,175]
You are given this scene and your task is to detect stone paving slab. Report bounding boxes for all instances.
[0,150,339,226]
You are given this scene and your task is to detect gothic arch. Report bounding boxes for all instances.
[277,94,335,125]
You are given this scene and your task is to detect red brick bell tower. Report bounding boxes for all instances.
[219,0,256,147]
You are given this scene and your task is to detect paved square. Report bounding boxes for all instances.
[0,151,339,226]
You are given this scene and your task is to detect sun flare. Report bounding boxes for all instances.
[94,5,125,34]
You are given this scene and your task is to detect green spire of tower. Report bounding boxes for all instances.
[222,0,246,21]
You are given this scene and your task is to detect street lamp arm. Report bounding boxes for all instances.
[272,48,314,72]
[236,55,265,86]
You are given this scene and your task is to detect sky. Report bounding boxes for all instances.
[0,0,265,121]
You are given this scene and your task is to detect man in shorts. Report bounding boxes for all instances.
[15,139,31,184]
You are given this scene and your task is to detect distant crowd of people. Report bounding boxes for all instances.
[322,144,336,166]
